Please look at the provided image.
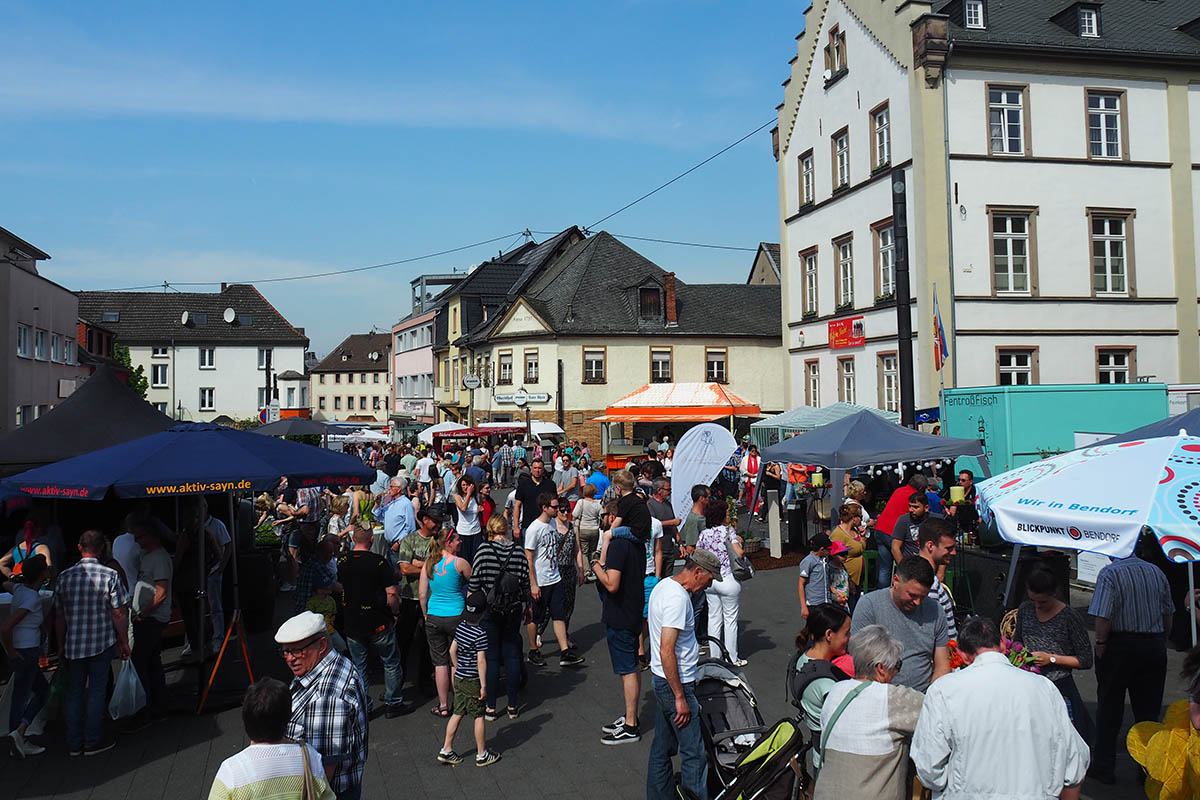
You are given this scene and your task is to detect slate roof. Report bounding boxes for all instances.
[311,332,391,373]
[78,284,308,346]
[482,232,780,340]
[939,0,1200,60]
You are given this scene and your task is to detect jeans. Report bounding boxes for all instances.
[1094,634,1166,774]
[481,611,523,710]
[347,626,405,708]
[705,578,742,662]
[207,569,225,648]
[457,533,481,567]
[647,675,707,800]
[9,646,48,731]
[874,533,894,589]
[396,598,433,691]
[66,644,116,749]
[692,591,708,645]
[132,618,168,716]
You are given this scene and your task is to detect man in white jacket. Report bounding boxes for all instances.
[911,616,1088,800]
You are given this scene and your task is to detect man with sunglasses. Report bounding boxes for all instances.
[277,610,369,800]
[524,492,586,668]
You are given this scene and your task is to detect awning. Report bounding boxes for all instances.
[591,412,729,423]
[597,382,761,424]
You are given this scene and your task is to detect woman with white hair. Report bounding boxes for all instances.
[815,625,925,800]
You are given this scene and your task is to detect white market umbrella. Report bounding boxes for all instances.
[530,420,565,438]
[345,428,388,443]
[418,421,467,445]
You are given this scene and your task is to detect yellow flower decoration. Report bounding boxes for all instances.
[1127,699,1200,799]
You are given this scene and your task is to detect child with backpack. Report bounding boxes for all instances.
[466,515,530,721]
[438,591,501,767]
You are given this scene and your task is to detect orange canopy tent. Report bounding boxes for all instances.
[592,382,760,424]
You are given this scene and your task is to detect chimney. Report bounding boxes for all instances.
[220,282,227,292]
[664,272,678,326]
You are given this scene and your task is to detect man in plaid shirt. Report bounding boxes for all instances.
[497,439,515,487]
[278,611,369,800]
[54,530,130,756]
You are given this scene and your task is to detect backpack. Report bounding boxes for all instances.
[785,651,849,714]
[485,543,526,620]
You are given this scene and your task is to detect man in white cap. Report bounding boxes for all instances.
[276,611,369,800]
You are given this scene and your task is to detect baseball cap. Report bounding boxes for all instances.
[809,533,832,550]
[463,590,488,624]
[689,548,724,582]
[829,540,849,556]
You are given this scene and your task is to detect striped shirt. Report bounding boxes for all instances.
[1088,555,1174,634]
[453,621,488,679]
[466,539,530,598]
[54,558,128,659]
[929,576,958,639]
[287,649,368,797]
[207,742,336,800]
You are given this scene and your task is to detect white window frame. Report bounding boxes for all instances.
[524,350,539,383]
[989,87,1026,155]
[992,214,1031,294]
[705,348,727,383]
[334,396,342,410]
[1092,215,1128,295]
[498,352,513,385]
[965,0,985,28]
[1098,349,1130,384]
[650,348,672,383]
[64,339,75,365]
[199,347,215,369]
[50,334,62,363]
[16,324,31,358]
[837,240,854,307]
[199,387,215,411]
[1088,92,1121,159]
[873,107,891,168]
[1079,7,1098,37]
[803,253,818,315]
[998,350,1033,385]
[154,402,168,414]
[34,330,47,361]
[880,355,899,412]
[152,346,169,358]
[878,226,896,297]
[807,362,820,407]
[257,347,272,370]
[151,363,169,388]
[801,154,814,205]
[834,132,850,187]
[839,358,856,404]
[583,348,606,383]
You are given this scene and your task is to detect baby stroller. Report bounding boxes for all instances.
[679,717,808,800]
[695,637,771,792]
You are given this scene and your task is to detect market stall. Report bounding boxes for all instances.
[749,402,900,449]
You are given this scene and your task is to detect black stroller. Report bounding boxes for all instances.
[694,637,771,791]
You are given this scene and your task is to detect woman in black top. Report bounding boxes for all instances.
[468,515,530,720]
[1014,568,1094,742]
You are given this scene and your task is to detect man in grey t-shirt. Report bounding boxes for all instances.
[647,478,682,578]
[850,556,950,692]
[554,454,583,502]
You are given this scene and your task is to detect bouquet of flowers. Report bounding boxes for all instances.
[1002,638,1042,674]
[946,639,967,670]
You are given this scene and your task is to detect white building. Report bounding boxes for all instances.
[79,284,309,422]
[310,332,392,423]
[774,0,1200,414]
[392,309,436,424]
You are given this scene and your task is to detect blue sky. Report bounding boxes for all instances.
[2,1,806,354]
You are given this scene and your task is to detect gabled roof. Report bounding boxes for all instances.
[0,225,51,261]
[311,332,391,373]
[939,0,1200,60]
[746,242,782,284]
[78,284,308,346]
[443,227,583,303]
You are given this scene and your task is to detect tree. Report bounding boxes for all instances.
[114,343,149,399]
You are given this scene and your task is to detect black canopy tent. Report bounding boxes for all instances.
[1095,407,1200,446]
[0,365,174,477]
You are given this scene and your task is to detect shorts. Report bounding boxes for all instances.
[643,575,659,619]
[531,580,567,623]
[606,626,639,676]
[424,614,462,667]
[452,676,484,718]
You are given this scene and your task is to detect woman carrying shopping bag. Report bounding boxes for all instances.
[2,554,51,758]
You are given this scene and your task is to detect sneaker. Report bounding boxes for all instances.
[8,731,25,759]
[559,650,585,668]
[11,731,45,756]
[732,658,749,667]
[84,739,117,756]
[506,705,521,720]
[437,749,463,765]
[279,583,296,593]
[475,750,502,767]
[528,648,546,667]
[68,746,84,757]
[484,708,500,722]
[601,716,626,735]
[601,725,642,746]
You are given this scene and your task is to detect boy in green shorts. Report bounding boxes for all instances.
[437,591,501,767]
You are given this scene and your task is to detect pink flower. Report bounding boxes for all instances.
[1012,642,1023,653]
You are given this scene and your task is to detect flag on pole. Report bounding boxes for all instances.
[933,293,949,371]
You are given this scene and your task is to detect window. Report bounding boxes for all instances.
[1079,7,1098,37]
[1087,91,1124,159]
[800,150,815,206]
[806,361,821,407]
[879,354,899,412]
[16,324,30,358]
[346,395,354,410]
[199,347,215,369]
[50,334,62,363]
[873,221,896,299]
[706,348,728,383]
[335,372,342,384]
[361,373,368,383]
[824,25,847,76]
[872,104,891,169]
[1098,348,1133,384]
[64,340,75,364]
[998,349,1036,385]
[152,347,168,357]
[373,396,381,410]
[524,349,539,383]
[498,351,513,385]
[154,402,168,414]
[1091,211,1133,295]
[832,129,850,189]
[838,358,856,404]
[101,311,119,323]
[16,406,32,427]
[319,397,327,410]
[319,374,326,384]
[257,388,269,408]
[988,85,1028,156]
[151,364,168,387]
[199,387,215,411]
[334,396,342,410]
[257,348,271,370]
[348,373,354,384]
[360,396,367,410]
[373,373,380,384]
[583,347,606,383]
[801,248,819,316]
[835,237,854,308]
[965,0,985,28]
[34,330,46,361]
[990,209,1036,294]
[650,348,673,383]
[639,287,661,319]
[287,387,296,407]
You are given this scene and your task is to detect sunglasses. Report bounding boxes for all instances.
[548,504,560,511]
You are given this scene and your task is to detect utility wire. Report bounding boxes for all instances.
[94,232,523,291]
[586,118,775,231]
[609,233,755,252]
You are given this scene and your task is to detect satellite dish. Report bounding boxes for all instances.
[341,354,349,361]
[369,352,379,361]
[223,307,236,324]
[180,311,190,326]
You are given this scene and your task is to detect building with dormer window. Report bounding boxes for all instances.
[310,332,392,423]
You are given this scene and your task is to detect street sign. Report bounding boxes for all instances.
[495,389,550,406]
[462,374,481,390]
[269,398,281,423]
[259,408,269,423]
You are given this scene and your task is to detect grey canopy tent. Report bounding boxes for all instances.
[0,365,174,477]
[754,409,988,516]
[252,418,333,436]
[1095,407,1200,446]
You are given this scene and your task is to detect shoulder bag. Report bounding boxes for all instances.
[727,529,755,582]
[818,681,871,759]
[299,742,318,800]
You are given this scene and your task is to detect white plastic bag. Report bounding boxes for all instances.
[108,659,146,720]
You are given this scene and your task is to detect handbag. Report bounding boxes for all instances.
[727,530,755,582]
[299,742,318,800]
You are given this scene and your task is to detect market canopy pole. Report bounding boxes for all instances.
[892,166,916,428]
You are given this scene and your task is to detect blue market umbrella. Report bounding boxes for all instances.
[0,422,374,500]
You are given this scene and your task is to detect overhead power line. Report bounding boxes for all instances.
[586,118,776,231]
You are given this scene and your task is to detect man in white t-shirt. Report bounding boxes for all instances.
[415,452,435,505]
[646,548,721,800]
[205,509,233,653]
[524,491,585,669]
